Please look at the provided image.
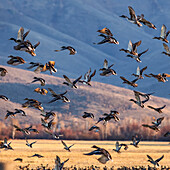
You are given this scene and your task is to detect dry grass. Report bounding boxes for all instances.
[0,140,170,169]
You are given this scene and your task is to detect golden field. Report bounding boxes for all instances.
[0,140,170,169]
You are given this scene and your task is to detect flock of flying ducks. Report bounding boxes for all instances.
[0,5,170,169]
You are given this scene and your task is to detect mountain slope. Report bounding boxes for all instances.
[0,0,170,98]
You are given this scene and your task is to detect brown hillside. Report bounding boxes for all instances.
[0,65,170,139]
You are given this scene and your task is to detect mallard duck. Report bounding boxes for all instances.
[9,27,30,44]
[34,88,48,95]
[41,118,55,130]
[30,77,45,86]
[0,138,13,150]
[147,155,164,167]
[99,59,116,76]
[40,111,56,120]
[44,129,63,139]
[129,90,151,108]
[89,125,100,132]
[14,109,26,116]
[61,140,74,152]
[7,55,26,65]
[22,98,43,111]
[120,76,138,87]
[126,48,149,62]
[142,124,160,132]
[84,145,112,164]
[96,111,120,125]
[97,27,113,36]
[137,14,156,29]
[145,73,170,82]
[48,88,70,103]
[63,75,82,88]
[82,112,94,119]
[130,135,141,148]
[26,139,37,148]
[13,125,31,135]
[147,105,166,113]
[27,62,44,73]
[113,141,128,153]
[0,95,9,101]
[55,155,69,170]
[28,126,39,134]
[162,43,170,57]
[28,154,44,158]
[13,158,23,162]
[152,117,164,127]
[55,46,77,55]
[120,40,141,56]
[132,66,147,79]
[94,34,119,45]
[153,24,170,43]
[120,6,142,27]
[5,110,16,119]
[79,68,96,86]
[0,67,8,76]
[14,40,40,56]
[41,61,57,75]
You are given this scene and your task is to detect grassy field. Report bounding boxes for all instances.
[0,140,170,169]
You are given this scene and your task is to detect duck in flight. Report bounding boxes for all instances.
[41,61,57,75]
[84,145,112,164]
[61,140,74,152]
[55,155,69,170]
[40,111,56,120]
[26,139,37,148]
[137,14,156,29]
[113,141,128,153]
[0,67,8,77]
[7,55,26,66]
[9,27,30,44]
[48,88,70,103]
[147,155,164,168]
[99,59,116,76]
[0,95,9,101]
[145,73,170,82]
[30,77,46,86]
[142,117,164,132]
[120,40,142,56]
[27,62,44,73]
[120,6,142,27]
[14,40,40,56]
[120,76,138,87]
[162,43,170,57]
[126,48,149,63]
[55,46,77,55]
[131,66,147,79]
[153,24,170,43]
[89,125,100,132]
[82,112,94,119]
[130,135,141,148]
[79,68,96,86]
[129,90,151,108]
[94,34,119,45]
[147,105,166,113]
[97,27,113,36]
[63,75,82,89]
[34,88,48,95]
[41,118,55,130]
[22,98,43,111]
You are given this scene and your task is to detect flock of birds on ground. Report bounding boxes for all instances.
[0,5,170,170]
